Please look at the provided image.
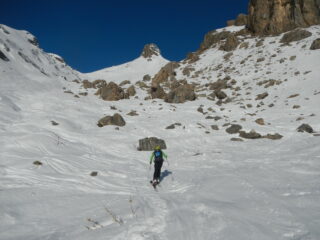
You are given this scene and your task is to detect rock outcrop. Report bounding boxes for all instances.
[97,113,126,127]
[297,123,314,133]
[235,13,248,26]
[280,29,312,43]
[150,84,166,99]
[96,82,128,101]
[247,0,320,35]
[138,137,167,151]
[165,84,196,103]
[141,43,161,58]
[0,50,9,61]
[126,85,136,97]
[200,31,231,51]
[151,62,180,86]
[219,34,239,51]
[239,130,262,139]
[310,38,320,49]
[226,124,243,134]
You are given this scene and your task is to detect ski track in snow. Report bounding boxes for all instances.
[0,24,320,240]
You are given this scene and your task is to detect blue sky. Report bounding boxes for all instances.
[2,0,248,72]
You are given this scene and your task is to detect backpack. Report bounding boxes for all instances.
[154,150,163,161]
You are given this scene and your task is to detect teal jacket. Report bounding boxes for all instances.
[150,150,168,164]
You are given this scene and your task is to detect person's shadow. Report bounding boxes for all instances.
[160,170,172,182]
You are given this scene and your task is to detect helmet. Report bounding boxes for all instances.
[154,145,161,150]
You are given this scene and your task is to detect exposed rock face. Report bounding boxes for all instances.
[280,29,312,43]
[310,38,320,49]
[82,79,106,89]
[97,113,126,127]
[96,82,128,101]
[186,52,200,63]
[141,43,161,58]
[165,84,196,103]
[200,31,231,51]
[27,36,39,47]
[151,62,180,86]
[227,20,236,26]
[247,0,320,35]
[0,50,9,61]
[235,14,248,26]
[138,137,167,151]
[150,84,166,99]
[219,34,239,52]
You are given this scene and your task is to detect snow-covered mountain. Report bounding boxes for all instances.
[1,4,320,239]
[84,43,169,84]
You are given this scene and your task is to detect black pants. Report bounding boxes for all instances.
[153,160,163,181]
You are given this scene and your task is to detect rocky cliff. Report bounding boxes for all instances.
[247,0,320,35]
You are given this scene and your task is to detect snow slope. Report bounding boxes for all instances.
[1,23,320,240]
[83,52,168,84]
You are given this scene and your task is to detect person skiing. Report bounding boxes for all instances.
[150,145,168,185]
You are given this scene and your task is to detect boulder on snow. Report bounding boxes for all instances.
[310,38,320,50]
[255,92,269,100]
[82,80,94,89]
[119,80,131,87]
[239,130,262,139]
[97,113,126,127]
[96,82,128,101]
[297,124,314,133]
[126,85,136,97]
[211,125,219,131]
[214,90,227,100]
[263,133,283,140]
[226,124,242,134]
[138,137,167,151]
[219,34,239,52]
[255,118,265,125]
[280,29,312,44]
[209,79,229,91]
[231,138,244,142]
[150,84,166,99]
[127,110,139,116]
[143,74,151,82]
[165,84,196,103]
[33,160,43,166]
[92,79,107,88]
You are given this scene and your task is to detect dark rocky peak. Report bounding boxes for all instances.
[141,43,161,58]
[247,0,320,35]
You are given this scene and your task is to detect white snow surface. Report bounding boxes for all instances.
[83,55,168,84]
[1,23,320,240]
